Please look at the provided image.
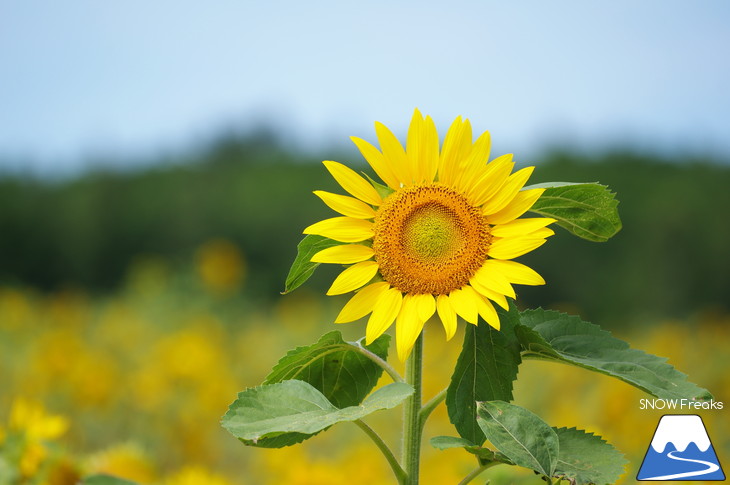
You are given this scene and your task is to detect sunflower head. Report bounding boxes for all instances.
[305,110,555,360]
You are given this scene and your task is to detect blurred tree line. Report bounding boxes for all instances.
[0,134,728,327]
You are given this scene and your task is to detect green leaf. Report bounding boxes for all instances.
[517,309,712,400]
[264,331,390,408]
[553,427,627,485]
[429,435,513,464]
[476,401,559,477]
[81,475,139,485]
[446,304,522,445]
[283,234,342,294]
[363,173,395,199]
[429,435,477,450]
[526,182,621,242]
[221,380,412,448]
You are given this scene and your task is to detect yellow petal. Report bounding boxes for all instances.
[487,260,546,286]
[482,166,535,215]
[375,121,410,186]
[406,109,425,183]
[528,227,555,239]
[481,299,500,330]
[469,154,515,206]
[396,295,426,361]
[406,109,439,184]
[436,294,458,340]
[311,244,374,264]
[454,130,491,194]
[448,288,478,325]
[488,237,547,260]
[350,136,400,189]
[313,190,376,219]
[470,261,516,299]
[396,293,436,360]
[465,286,500,330]
[490,217,556,238]
[422,115,440,183]
[413,293,436,322]
[470,283,509,310]
[303,217,373,243]
[438,116,472,185]
[326,261,380,295]
[366,288,403,344]
[322,160,382,206]
[335,282,389,323]
[487,188,546,225]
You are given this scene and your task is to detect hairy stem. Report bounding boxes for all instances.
[402,332,424,485]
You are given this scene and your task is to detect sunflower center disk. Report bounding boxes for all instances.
[402,204,461,262]
[373,184,492,295]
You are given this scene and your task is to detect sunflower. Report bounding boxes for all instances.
[304,110,555,360]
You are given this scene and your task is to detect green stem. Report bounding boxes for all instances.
[354,419,406,484]
[418,387,447,431]
[456,462,499,485]
[402,332,424,485]
[351,341,405,383]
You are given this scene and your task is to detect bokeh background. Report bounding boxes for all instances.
[1,1,729,484]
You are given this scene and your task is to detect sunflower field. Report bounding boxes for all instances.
[1,134,729,484]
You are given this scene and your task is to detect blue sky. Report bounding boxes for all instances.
[1,1,729,173]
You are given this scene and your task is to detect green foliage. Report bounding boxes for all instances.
[434,303,709,482]
[526,182,621,242]
[437,419,627,484]
[221,380,412,448]
[264,331,390,408]
[516,308,713,400]
[476,401,559,477]
[81,475,139,485]
[233,331,391,447]
[283,235,342,294]
[446,305,521,445]
[553,427,627,485]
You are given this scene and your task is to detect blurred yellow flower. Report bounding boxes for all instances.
[85,443,157,484]
[197,239,246,294]
[262,447,351,485]
[306,110,554,360]
[164,465,235,485]
[153,318,227,381]
[2,399,69,479]
[20,441,47,477]
[9,398,68,441]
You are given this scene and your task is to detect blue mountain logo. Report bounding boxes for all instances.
[637,414,725,481]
